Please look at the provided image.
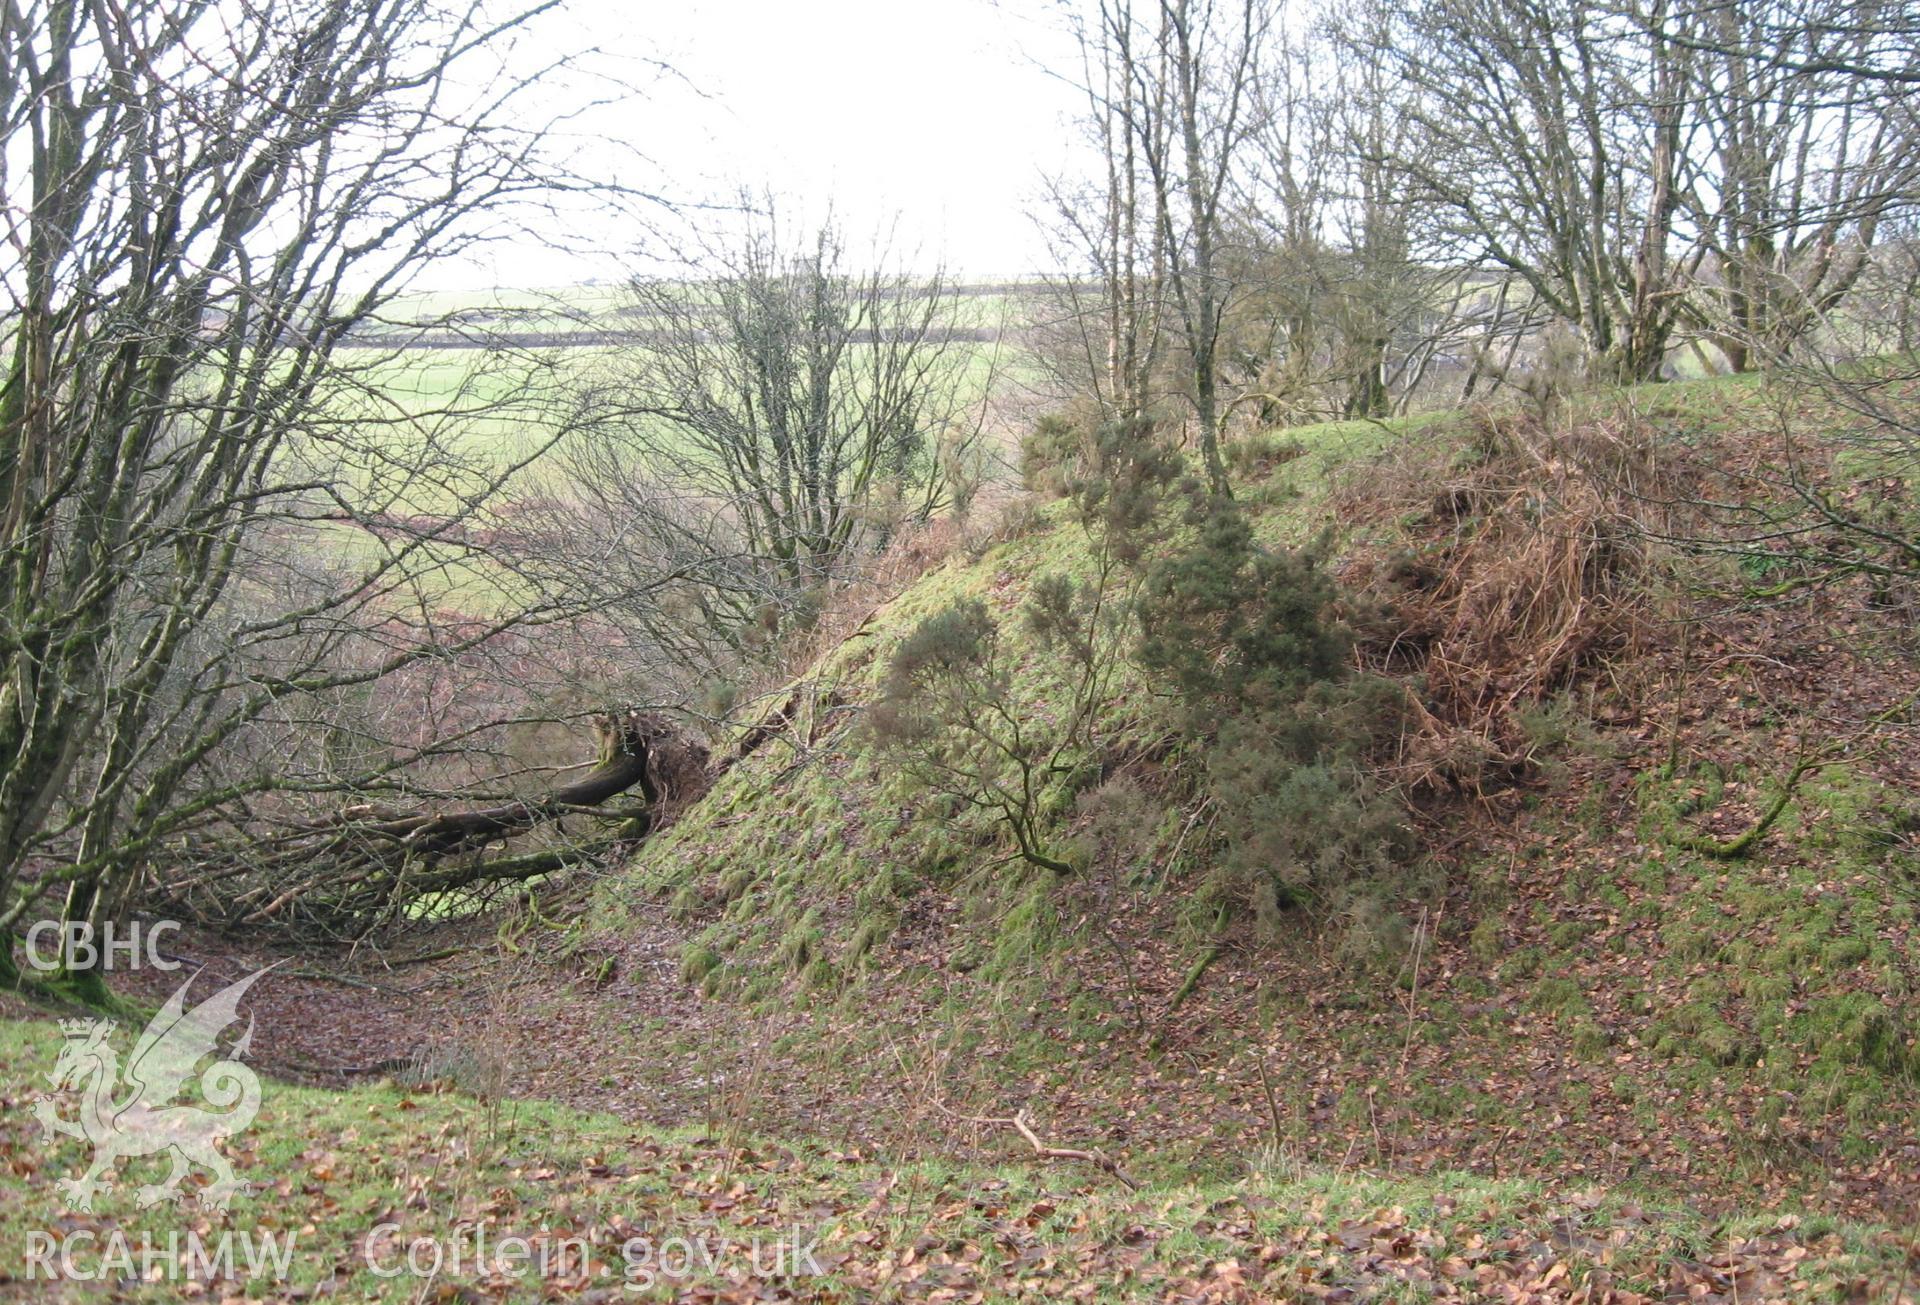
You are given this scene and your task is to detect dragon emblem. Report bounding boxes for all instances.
[32,965,276,1211]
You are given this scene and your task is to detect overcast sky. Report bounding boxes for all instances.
[454,0,1090,289]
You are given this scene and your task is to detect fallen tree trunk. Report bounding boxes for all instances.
[154,711,710,938]
[330,711,670,861]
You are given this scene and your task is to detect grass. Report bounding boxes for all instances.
[1632,762,1918,1086]
[1,1013,1907,1301]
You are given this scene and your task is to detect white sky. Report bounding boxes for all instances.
[455,0,1089,288]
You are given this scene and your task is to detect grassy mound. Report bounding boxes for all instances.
[606,410,1398,998]
[561,371,1918,1219]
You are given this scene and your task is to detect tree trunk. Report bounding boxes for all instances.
[150,712,712,938]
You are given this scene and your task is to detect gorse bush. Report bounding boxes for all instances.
[1022,414,1190,558]
[1137,498,1416,921]
[1020,413,1086,497]
[1136,503,1348,713]
[870,415,1173,879]
[1074,775,1164,879]
[1061,416,1192,567]
[877,414,1416,928]
[1207,684,1417,925]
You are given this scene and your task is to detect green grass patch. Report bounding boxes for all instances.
[2,1012,1905,1301]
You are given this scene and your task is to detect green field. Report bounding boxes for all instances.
[285,283,1036,617]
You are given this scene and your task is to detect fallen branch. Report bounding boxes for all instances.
[301,711,673,866]
[1666,692,1916,860]
[1668,756,1816,859]
[280,1055,418,1079]
[898,1046,1139,1191]
[969,1109,1141,1191]
[279,969,397,993]
[386,945,469,969]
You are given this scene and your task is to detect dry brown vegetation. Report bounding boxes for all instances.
[1338,409,1692,794]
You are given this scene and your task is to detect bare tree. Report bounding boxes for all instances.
[1140,0,1272,491]
[1042,0,1272,494]
[1231,11,1468,422]
[1852,215,1920,353]
[0,0,648,986]
[1670,0,1920,370]
[1660,0,1920,90]
[550,208,990,701]
[1323,5,1476,417]
[1370,0,1701,382]
[1227,33,1338,422]
[1035,0,1168,425]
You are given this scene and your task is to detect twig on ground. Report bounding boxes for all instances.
[1167,900,1230,1014]
[1255,1051,1285,1155]
[974,1109,1141,1191]
[899,1045,1139,1190]
[1400,902,1442,1074]
[386,945,469,969]
[280,968,398,993]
